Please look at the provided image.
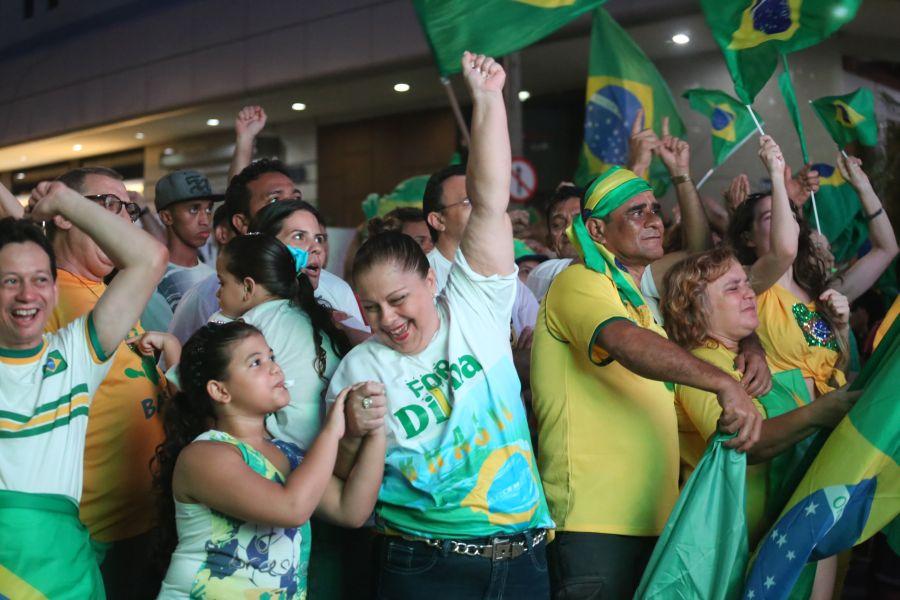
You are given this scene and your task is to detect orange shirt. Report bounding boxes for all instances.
[46,270,166,543]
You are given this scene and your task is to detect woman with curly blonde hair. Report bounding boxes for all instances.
[662,247,857,548]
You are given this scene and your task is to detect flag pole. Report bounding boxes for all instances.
[696,168,715,190]
[697,127,758,190]
[746,105,765,136]
[441,77,471,147]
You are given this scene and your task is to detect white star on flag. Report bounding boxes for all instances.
[777,534,788,547]
[786,550,796,561]
[804,501,819,516]
[747,591,755,599]
[764,576,776,589]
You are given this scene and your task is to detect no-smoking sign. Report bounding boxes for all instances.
[510,157,537,203]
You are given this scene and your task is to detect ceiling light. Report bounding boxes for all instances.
[72,144,83,152]
[393,83,410,93]
[672,33,690,45]
[163,147,175,155]
[518,90,531,102]
[14,172,25,180]
[206,118,220,126]
[291,102,307,111]
[134,132,145,140]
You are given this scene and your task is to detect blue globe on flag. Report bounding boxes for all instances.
[751,0,792,35]
[584,84,644,166]
[711,107,733,131]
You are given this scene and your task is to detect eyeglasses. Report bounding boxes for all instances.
[84,194,141,222]
[440,197,471,212]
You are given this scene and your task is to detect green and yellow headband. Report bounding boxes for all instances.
[566,166,652,308]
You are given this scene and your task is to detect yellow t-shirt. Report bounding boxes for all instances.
[532,264,678,536]
[46,270,166,543]
[675,344,769,546]
[756,284,846,395]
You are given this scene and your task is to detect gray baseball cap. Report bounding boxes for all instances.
[155,170,223,212]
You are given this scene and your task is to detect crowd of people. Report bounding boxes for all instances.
[0,51,897,600]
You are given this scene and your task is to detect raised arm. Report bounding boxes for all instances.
[596,319,762,452]
[626,108,658,180]
[228,105,267,181]
[655,117,709,253]
[0,181,24,219]
[458,52,514,276]
[832,153,899,302]
[315,426,385,527]
[29,182,167,357]
[749,136,799,294]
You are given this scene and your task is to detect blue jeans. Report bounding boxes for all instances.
[547,532,656,600]
[375,531,550,599]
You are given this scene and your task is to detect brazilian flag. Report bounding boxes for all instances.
[701,0,862,104]
[811,87,879,147]
[803,163,867,263]
[413,0,605,76]
[743,319,900,600]
[683,89,761,167]
[575,8,684,195]
[361,175,431,220]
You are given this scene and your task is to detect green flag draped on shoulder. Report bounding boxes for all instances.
[683,88,761,167]
[412,0,605,76]
[575,8,684,194]
[744,319,900,599]
[811,87,878,147]
[701,0,862,104]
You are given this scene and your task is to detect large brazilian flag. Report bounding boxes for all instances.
[743,319,900,600]
[701,0,862,104]
[811,87,879,148]
[682,88,762,168]
[575,8,684,194]
[412,0,605,76]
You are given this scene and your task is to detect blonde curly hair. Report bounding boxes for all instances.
[662,247,739,349]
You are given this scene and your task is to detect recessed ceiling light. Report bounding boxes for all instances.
[672,33,690,45]
[393,83,410,93]
[135,132,145,140]
[206,118,220,126]
[14,172,25,180]
[518,90,531,102]
[291,102,307,111]
[72,144,83,152]
[163,147,175,155]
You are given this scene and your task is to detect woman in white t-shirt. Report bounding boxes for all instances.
[326,53,552,599]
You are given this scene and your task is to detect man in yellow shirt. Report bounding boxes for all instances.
[532,166,763,598]
[45,166,167,599]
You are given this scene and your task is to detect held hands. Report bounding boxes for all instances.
[461,51,505,96]
[125,331,181,362]
[235,105,267,140]
[323,386,350,440]
[758,135,785,177]
[819,289,850,330]
[717,381,763,453]
[725,174,751,211]
[655,117,690,177]
[836,152,872,191]
[343,381,387,438]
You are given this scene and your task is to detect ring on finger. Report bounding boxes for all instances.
[361,397,373,410]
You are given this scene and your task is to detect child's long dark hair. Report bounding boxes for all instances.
[221,234,351,377]
[151,321,260,577]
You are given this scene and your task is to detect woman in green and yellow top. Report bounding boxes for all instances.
[661,247,858,546]
[728,139,898,400]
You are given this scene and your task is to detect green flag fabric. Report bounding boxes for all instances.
[811,87,879,147]
[744,319,900,599]
[701,0,862,104]
[360,175,430,220]
[683,88,762,167]
[635,434,749,600]
[412,0,605,76]
[778,54,811,164]
[575,8,684,194]
[803,162,867,263]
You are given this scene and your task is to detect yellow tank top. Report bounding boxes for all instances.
[756,284,846,395]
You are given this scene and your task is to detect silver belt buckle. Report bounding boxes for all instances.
[491,537,513,560]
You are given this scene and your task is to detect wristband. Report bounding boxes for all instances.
[865,207,884,222]
[671,173,692,185]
